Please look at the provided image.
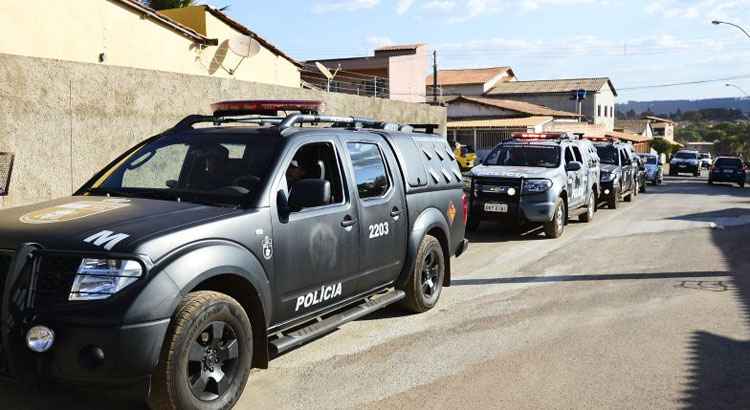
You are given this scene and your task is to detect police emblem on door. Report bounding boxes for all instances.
[262,236,273,260]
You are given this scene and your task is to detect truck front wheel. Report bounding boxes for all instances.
[148,291,253,410]
[543,199,565,239]
[401,235,445,313]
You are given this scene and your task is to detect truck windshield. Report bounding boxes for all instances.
[642,156,657,165]
[484,144,560,168]
[596,145,618,165]
[82,131,281,206]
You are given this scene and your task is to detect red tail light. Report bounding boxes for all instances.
[461,193,468,225]
[211,100,323,116]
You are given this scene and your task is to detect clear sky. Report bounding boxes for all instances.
[218,0,750,102]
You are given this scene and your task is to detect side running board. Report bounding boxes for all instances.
[270,289,405,355]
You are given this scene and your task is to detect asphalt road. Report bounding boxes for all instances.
[2,174,749,409]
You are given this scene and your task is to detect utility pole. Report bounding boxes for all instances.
[432,50,438,104]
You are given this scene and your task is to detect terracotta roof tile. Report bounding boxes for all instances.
[426,67,513,86]
[448,116,553,129]
[446,95,581,118]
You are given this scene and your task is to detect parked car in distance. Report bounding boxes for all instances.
[465,132,600,239]
[453,142,477,171]
[593,139,638,209]
[700,152,712,169]
[670,150,702,177]
[0,100,469,410]
[638,153,664,185]
[708,156,747,188]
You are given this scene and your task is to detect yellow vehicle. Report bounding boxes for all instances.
[454,143,477,170]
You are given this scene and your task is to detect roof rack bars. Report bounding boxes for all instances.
[173,113,408,132]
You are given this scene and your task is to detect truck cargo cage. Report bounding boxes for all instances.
[173,100,416,133]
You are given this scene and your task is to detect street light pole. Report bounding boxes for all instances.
[726,83,749,98]
[712,20,750,39]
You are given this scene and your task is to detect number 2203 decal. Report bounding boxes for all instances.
[369,222,389,239]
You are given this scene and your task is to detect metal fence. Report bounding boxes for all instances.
[448,128,525,152]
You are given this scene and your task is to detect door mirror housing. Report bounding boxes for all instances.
[288,179,332,210]
[565,161,582,172]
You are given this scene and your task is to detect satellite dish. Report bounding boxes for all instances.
[229,35,261,58]
[315,62,334,80]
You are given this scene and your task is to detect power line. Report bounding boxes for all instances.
[618,74,750,92]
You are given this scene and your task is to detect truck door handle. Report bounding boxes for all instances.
[341,216,357,228]
[390,207,402,217]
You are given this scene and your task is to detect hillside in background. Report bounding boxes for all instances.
[616,98,750,116]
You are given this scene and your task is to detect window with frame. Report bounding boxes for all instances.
[286,142,345,208]
[619,149,629,166]
[572,146,584,163]
[346,142,391,199]
[565,147,576,164]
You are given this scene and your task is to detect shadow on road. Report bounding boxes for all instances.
[679,223,750,409]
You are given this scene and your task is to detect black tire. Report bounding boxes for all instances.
[624,191,633,202]
[543,199,565,239]
[579,192,595,223]
[694,172,700,177]
[740,181,745,188]
[607,192,618,209]
[400,235,445,313]
[148,291,253,410]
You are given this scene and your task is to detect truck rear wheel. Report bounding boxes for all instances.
[400,235,444,313]
[579,193,595,223]
[543,199,565,239]
[148,291,253,410]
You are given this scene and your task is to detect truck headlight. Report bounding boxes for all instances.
[522,179,552,194]
[69,258,143,301]
[601,172,616,182]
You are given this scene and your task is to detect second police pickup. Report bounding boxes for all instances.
[464,132,601,239]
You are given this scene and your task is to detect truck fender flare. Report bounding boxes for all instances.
[128,241,272,368]
[399,207,452,288]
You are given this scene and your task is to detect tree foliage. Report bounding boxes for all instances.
[676,121,750,158]
[144,0,195,10]
[651,138,676,158]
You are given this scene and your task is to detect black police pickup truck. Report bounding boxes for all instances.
[593,139,638,209]
[0,100,468,410]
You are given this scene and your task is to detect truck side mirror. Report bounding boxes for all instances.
[565,161,582,172]
[288,179,332,210]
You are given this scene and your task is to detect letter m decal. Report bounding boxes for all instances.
[83,230,130,251]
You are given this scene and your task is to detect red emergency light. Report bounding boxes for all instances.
[211,100,323,117]
[584,135,619,143]
[512,132,565,140]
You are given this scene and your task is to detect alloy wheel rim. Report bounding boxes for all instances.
[188,321,240,401]
[556,204,564,232]
[421,249,441,298]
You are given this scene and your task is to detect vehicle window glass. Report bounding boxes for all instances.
[619,149,629,166]
[595,145,617,165]
[286,142,345,207]
[565,147,576,164]
[93,132,281,206]
[347,142,391,199]
[675,152,698,160]
[484,144,560,168]
[643,156,657,165]
[715,158,742,168]
[122,144,189,189]
[572,146,583,163]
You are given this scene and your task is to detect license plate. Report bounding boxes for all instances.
[484,203,508,213]
[679,164,687,168]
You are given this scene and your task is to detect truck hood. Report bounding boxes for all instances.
[0,196,242,253]
[471,165,556,179]
[600,164,620,173]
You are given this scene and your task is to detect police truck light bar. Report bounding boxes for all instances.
[211,100,323,117]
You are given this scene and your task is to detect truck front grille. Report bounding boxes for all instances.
[33,254,80,309]
[474,177,523,203]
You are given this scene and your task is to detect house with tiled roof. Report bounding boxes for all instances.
[426,67,516,97]
[614,119,654,139]
[486,77,618,131]
[0,1,301,87]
